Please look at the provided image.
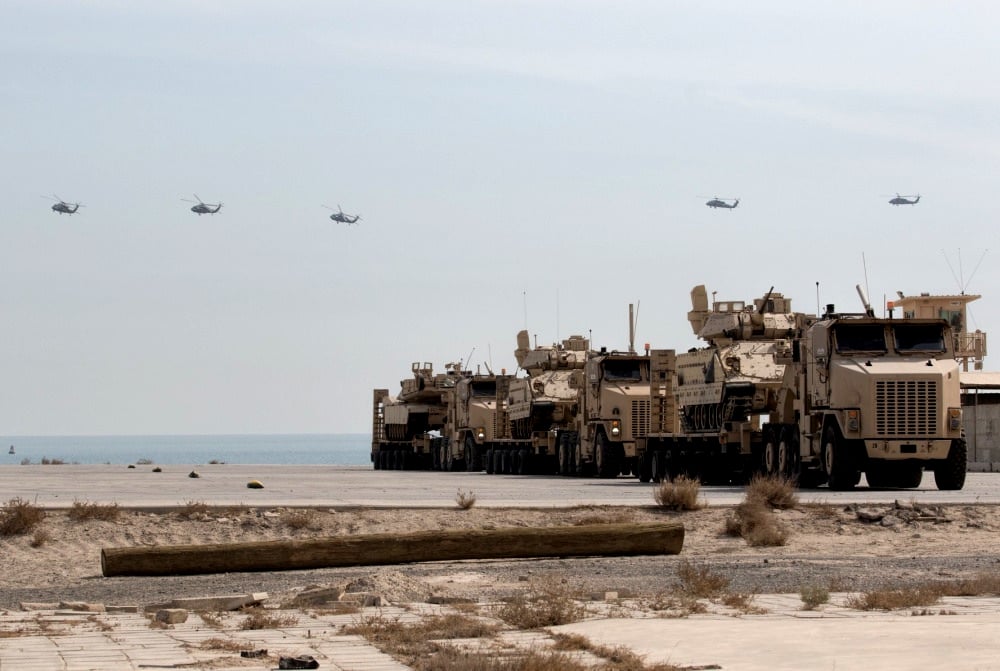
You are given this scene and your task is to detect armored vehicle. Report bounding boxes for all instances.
[371,362,460,470]
[442,370,501,471]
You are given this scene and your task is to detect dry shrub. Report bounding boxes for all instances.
[800,585,830,610]
[199,637,250,651]
[720,592,766,615]
[455,488,477,510]
[282,509,317,530]
[724,500,788,547]
[345,612,500,663]
[572,509,636,526]
[239,607,298,630]
[745,474,799,509]
[675,560,729,598]
[652,476,704,511]
[493,579,586,629]
[413,648,588,671]
[29,528,52,548]
[176,500,209,520]
[845,586,941,611]
[0,498,46,536]
[938,572,1000,597]
[68,500,120,522]
[552,633,683,671]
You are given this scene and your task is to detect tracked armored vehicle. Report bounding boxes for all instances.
[371,362,460,470]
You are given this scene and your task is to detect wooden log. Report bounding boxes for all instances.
[101,521,684,577]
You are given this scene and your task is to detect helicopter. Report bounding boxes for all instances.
[182,195,223,215]
[704,197,739,209]
[323,204,361,225]
[887,193,920,206]
[43,195,82,215]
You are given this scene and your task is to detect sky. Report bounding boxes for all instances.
[2,1,998,436]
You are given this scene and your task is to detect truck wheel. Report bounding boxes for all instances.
[864,463,888,489]
[595,432,617,479]
[891,463,924,489]
[465,437,478,472]
[763,426,779,476]
[517,449,530,475]
[934,439,967,491]
[638,453,652,483]
[650,451,665,483]
[823,426,859,491]
[778,427,799,480]
[485,448,495,474]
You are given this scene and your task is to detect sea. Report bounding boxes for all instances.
[0,433,370,466]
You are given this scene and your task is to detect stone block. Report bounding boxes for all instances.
[292,585,347,607]
[155,608,188,624]
[59,601,106,612]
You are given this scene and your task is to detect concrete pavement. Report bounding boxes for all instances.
[2,464,999,509]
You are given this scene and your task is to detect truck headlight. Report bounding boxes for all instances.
[477,428,486,440]
[846,409,859,432]
[611,419,621,437]
[949,408,962,431]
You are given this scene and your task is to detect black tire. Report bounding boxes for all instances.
[638,452,652,483]
[595,432,617,479]
[485,448,495,474]
[934,439,967,491]
[865,463,889,489]
[651,451,665,483]
[465,437,478,472]
[763,426,779,476]
[823,426,859,491]
[891,463,924,489]
[372,452,380,470]
[778,426,799,479]
[516,449,529,475]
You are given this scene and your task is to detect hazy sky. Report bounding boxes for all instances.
[2,1,998,435]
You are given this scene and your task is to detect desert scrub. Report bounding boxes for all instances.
[724,499,788,547]
[345,612,500,664]
[800,585,831,610]
[652,475,705,511]
[845,586,941,611]
[239,607,298,630]
[745,474,799,509]
[0,497,46,536]
[455,488,477,510]
[675,560,730,598]
[281,509,318,530]
[493,578,587,629]
[176,500,209,520]
[68,500,120,522]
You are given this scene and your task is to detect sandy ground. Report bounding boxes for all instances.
[2,500,999,609]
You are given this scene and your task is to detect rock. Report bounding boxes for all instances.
[168,593,267,611]
[59,601,106,612]
[590,591,619,601]
[155,608,188,624]
[427,596,475,605]
[881,515,902,527]
[20,602,59,611]
[188,471,200,478]
[856,509,884,523]
[292,586,346,607]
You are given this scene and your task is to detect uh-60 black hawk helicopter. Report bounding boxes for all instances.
[887,193,921,206]
[44,195,83,215]
[323,204,361,225]
[703,196,739,209]
[182,195,223,215]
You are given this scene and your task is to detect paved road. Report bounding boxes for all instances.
[2,464,998,508]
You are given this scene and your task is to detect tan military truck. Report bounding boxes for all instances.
[441,370,501,472]
[765,291,966,490]
[371,362,460,470]
[567,348,651,478]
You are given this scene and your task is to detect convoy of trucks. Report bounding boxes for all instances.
[371,284,970,490]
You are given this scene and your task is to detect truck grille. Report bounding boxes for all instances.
[631,399,650,438]
[875,380,938,436]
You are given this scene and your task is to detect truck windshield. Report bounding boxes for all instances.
[893,323,947,353]
[602,360,644,381]
[469,381,497,397]
[833,323,887,354]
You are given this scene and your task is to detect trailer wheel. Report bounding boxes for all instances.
[778,426,799,479]
[934,439,967,491]
[823,426,859,490]
[638,452,652,483]
[650,451,665,483]
[517,449,530,475]
[763,426,779,476]
[485,448,495,474]
[595,432,618,479]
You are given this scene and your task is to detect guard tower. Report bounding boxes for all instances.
[892,292,987,371]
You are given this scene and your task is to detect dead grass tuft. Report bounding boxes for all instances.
[675,560,729,598]
[800,585,831,610]
[745,474,799,509]
[845,586,941,611]
[199,637,251,651]
[176,500,209,520]
[197,611,224,628]
[239,607,298,630]
[493,578,587,629]
[724,500,788,547]
[552,632,684,670]
[29,528,52,548]
[652,476,705,511]
[68,500,120,522]
[281,509,318,531]
[938,572,1000,597]
[572,509,637,526]
[0,497,46,536]
[412,648,588,671]
[345,611,501,665]
[720,591,766,615]
[455,488,477,510]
